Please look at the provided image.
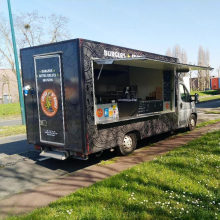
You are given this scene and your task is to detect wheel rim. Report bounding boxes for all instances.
[123,135,133,150]
[191,118,195,127]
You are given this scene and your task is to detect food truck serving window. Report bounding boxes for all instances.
[93,57,212,125]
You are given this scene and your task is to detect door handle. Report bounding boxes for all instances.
[180,103,183,109]
[40,120,47,126]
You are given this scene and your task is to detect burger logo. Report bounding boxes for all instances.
[96,108,103,117]
[41,89,58,117]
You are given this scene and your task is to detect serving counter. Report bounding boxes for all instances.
[95,100,163,125]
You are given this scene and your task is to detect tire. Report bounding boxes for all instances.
[117,133,137,156]
[187,114,196,131]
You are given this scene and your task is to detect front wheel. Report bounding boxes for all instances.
[117,133,137,156]
[187,114,196,131]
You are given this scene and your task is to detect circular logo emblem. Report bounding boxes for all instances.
[96,109,103,117]
[40,89,58,117]
[165,103,170,109]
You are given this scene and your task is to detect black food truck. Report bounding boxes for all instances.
[20,39,213,160]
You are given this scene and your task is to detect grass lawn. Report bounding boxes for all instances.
[205,111,220,114]
[7,130,220,220]
[0,103,21,117]
[0,125,26,138]
[190,90,220,102]
[190,90,219,96]
[196,118,220,128]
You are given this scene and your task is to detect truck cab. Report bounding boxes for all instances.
[178,82,198,131]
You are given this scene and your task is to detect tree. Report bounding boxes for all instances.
[197,46,210,91]
[0,14,16,74]
[0,10,70,73]
[166,44,188,78]
[166,48,172,57]
[0,70,12,104]
[0,11,70,103]
[166,44,188,64]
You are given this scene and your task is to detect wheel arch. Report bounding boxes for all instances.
[187,113,197,131]
[191,112,197,120]
[126,130,141,140]
[189,112,197,124]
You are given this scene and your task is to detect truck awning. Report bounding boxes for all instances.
[93,57,213,72]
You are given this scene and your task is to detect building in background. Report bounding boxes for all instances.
[0,69,19,104]
[190,77,199,91]
[190,76,219,91]
[210,77,220,90]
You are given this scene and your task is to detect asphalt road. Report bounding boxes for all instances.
[196,99,220,108]
[0,119,22,127]
[0,134,30,158]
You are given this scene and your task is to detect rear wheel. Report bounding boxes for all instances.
[117,133,137,156]
[187,114,196,131]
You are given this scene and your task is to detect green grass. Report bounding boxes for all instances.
[7,130,220,220]
[196,118,220,129]
[168,118,220,138]
[0,103,21,117]
[98,158,118,166]
[0,125,26,137]
[205,111,220,114]
[190,90,220,96]
[190,90,220,102]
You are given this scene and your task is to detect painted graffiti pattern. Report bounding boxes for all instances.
[82,40,178,153]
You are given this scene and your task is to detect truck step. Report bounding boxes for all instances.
[39,151,67,160]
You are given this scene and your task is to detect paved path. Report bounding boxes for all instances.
[0,122,220,219]
[196,99,220,124]
[0,135,117,202]
[0,119,22,127]
[197,112,220,124]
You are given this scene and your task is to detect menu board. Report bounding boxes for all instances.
[163,71,172,102]
[138,100,163,115]
[138,101,151,114]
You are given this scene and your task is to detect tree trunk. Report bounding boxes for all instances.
[7,81,12,103]
[1,83,5,104]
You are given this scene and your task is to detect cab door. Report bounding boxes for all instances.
[178,83,192,127]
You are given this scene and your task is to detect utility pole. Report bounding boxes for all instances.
[7,0,25,125]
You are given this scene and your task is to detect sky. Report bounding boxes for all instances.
[0,0,219,76]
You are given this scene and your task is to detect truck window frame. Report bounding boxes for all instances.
[92,58,175,125]
[179,83,191,103]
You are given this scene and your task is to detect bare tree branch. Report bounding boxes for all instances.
[0,10,70,72]
[166,44,189,77]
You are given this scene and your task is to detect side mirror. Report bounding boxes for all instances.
[190,93,199,103]
[195,93,199,103]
